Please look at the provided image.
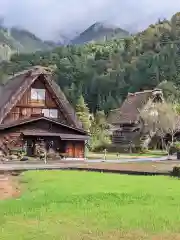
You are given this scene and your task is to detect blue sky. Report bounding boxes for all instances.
[0,0,179,40]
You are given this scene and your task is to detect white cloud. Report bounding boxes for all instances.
[0,0,179,40]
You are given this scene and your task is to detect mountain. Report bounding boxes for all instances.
[0,21,130,59]
[71,22,130,44]
[0,26,56,61]
[2,13,180,113]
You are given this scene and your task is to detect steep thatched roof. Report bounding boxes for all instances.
[0,66,83,129]
[108,89,163,125]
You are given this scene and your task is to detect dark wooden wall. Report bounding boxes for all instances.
[0,119,86,158]
[112,123,142,145]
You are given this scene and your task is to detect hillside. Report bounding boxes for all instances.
[0,22,129,60]
[71,22,130,44]
[1,13,180,113]
[0,26,55,61]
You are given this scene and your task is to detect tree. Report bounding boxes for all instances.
[90,111,111,151]
[157,81,180,102]
[75,95,91,132]
[140,102,180,153]
[157,102,180,145]
[3,12,180,114]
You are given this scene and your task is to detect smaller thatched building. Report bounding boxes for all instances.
[107,89,164,152]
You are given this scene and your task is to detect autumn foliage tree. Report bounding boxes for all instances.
[140,102,180,152]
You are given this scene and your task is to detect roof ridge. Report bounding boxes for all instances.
[128,90,153,96]
[3,66,52,85]
[110,108,121,112]
[128,88,162,96]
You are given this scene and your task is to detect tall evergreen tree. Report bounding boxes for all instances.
[75,95,91,132]
[2,12,180,112]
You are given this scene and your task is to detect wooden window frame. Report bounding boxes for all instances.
[31,88,46,101]
[42,109,58,119]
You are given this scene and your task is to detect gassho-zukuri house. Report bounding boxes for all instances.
[107,89,164,151]
[0,66,89,159]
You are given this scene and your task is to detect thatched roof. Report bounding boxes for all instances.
[0,66,83,129]
[108,89,163,125]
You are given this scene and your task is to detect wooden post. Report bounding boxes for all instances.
[103,149,107,161]
[44,150,47,164]
[84,140,88,160]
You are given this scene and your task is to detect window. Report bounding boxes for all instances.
[42,109,49,117]
[31,88,45,101]
[49,109,58,118]
[42,109,58,118]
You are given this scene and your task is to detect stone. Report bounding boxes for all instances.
[1,157,8,162]
[20,157,29,162]
[0,151,4,157]
[9,155,18,160]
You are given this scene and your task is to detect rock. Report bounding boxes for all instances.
[20,157,28,162]
[0,151,4,156]
[9,155,18,160]
[2,158,8,162]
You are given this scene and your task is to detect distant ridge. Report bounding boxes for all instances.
[71,21,130,44]
[0,26,56,62]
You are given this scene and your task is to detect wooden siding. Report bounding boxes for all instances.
[66,143,74,157]
[66,142,84,158]
[45,90,57,108]
[112,124,141,145]
[2,76,67,124]
[0,119,86,158]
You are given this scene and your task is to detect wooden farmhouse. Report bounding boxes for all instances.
[107,89,164,152]
[0,66,89,159]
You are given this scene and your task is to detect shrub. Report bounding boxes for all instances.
[168,142,180,155]
[169,144,177,155]
[92,143,111,152]
[172,166,180,177]
[174,142,180,151]
[139,146,149,153]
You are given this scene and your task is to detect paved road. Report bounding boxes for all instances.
[0,163,82,171]
[83,156,170,163]
[0,156,175,171]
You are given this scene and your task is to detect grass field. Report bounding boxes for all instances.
[1,171,180,239]
[87,150,167,160]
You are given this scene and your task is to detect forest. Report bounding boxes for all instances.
[1,13,180,115]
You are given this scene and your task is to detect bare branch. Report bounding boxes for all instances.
[140,101,179,146]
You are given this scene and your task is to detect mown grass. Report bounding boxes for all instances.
[87,150,167,160]
[0,171,180,239]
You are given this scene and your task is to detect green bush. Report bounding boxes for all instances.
[174,142,180,151]
[168,142,180,155]
[92,143,111,152]
[172,166,180,177]
[169,145,177,155]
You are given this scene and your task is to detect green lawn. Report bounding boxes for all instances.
[87,150,167,160]
[1,171,180,239]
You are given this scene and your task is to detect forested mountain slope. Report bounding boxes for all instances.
[71,22,129,44]
[1,13,180,113]
[0,26,55,61]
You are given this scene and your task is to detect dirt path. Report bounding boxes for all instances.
[0,174,20,200]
